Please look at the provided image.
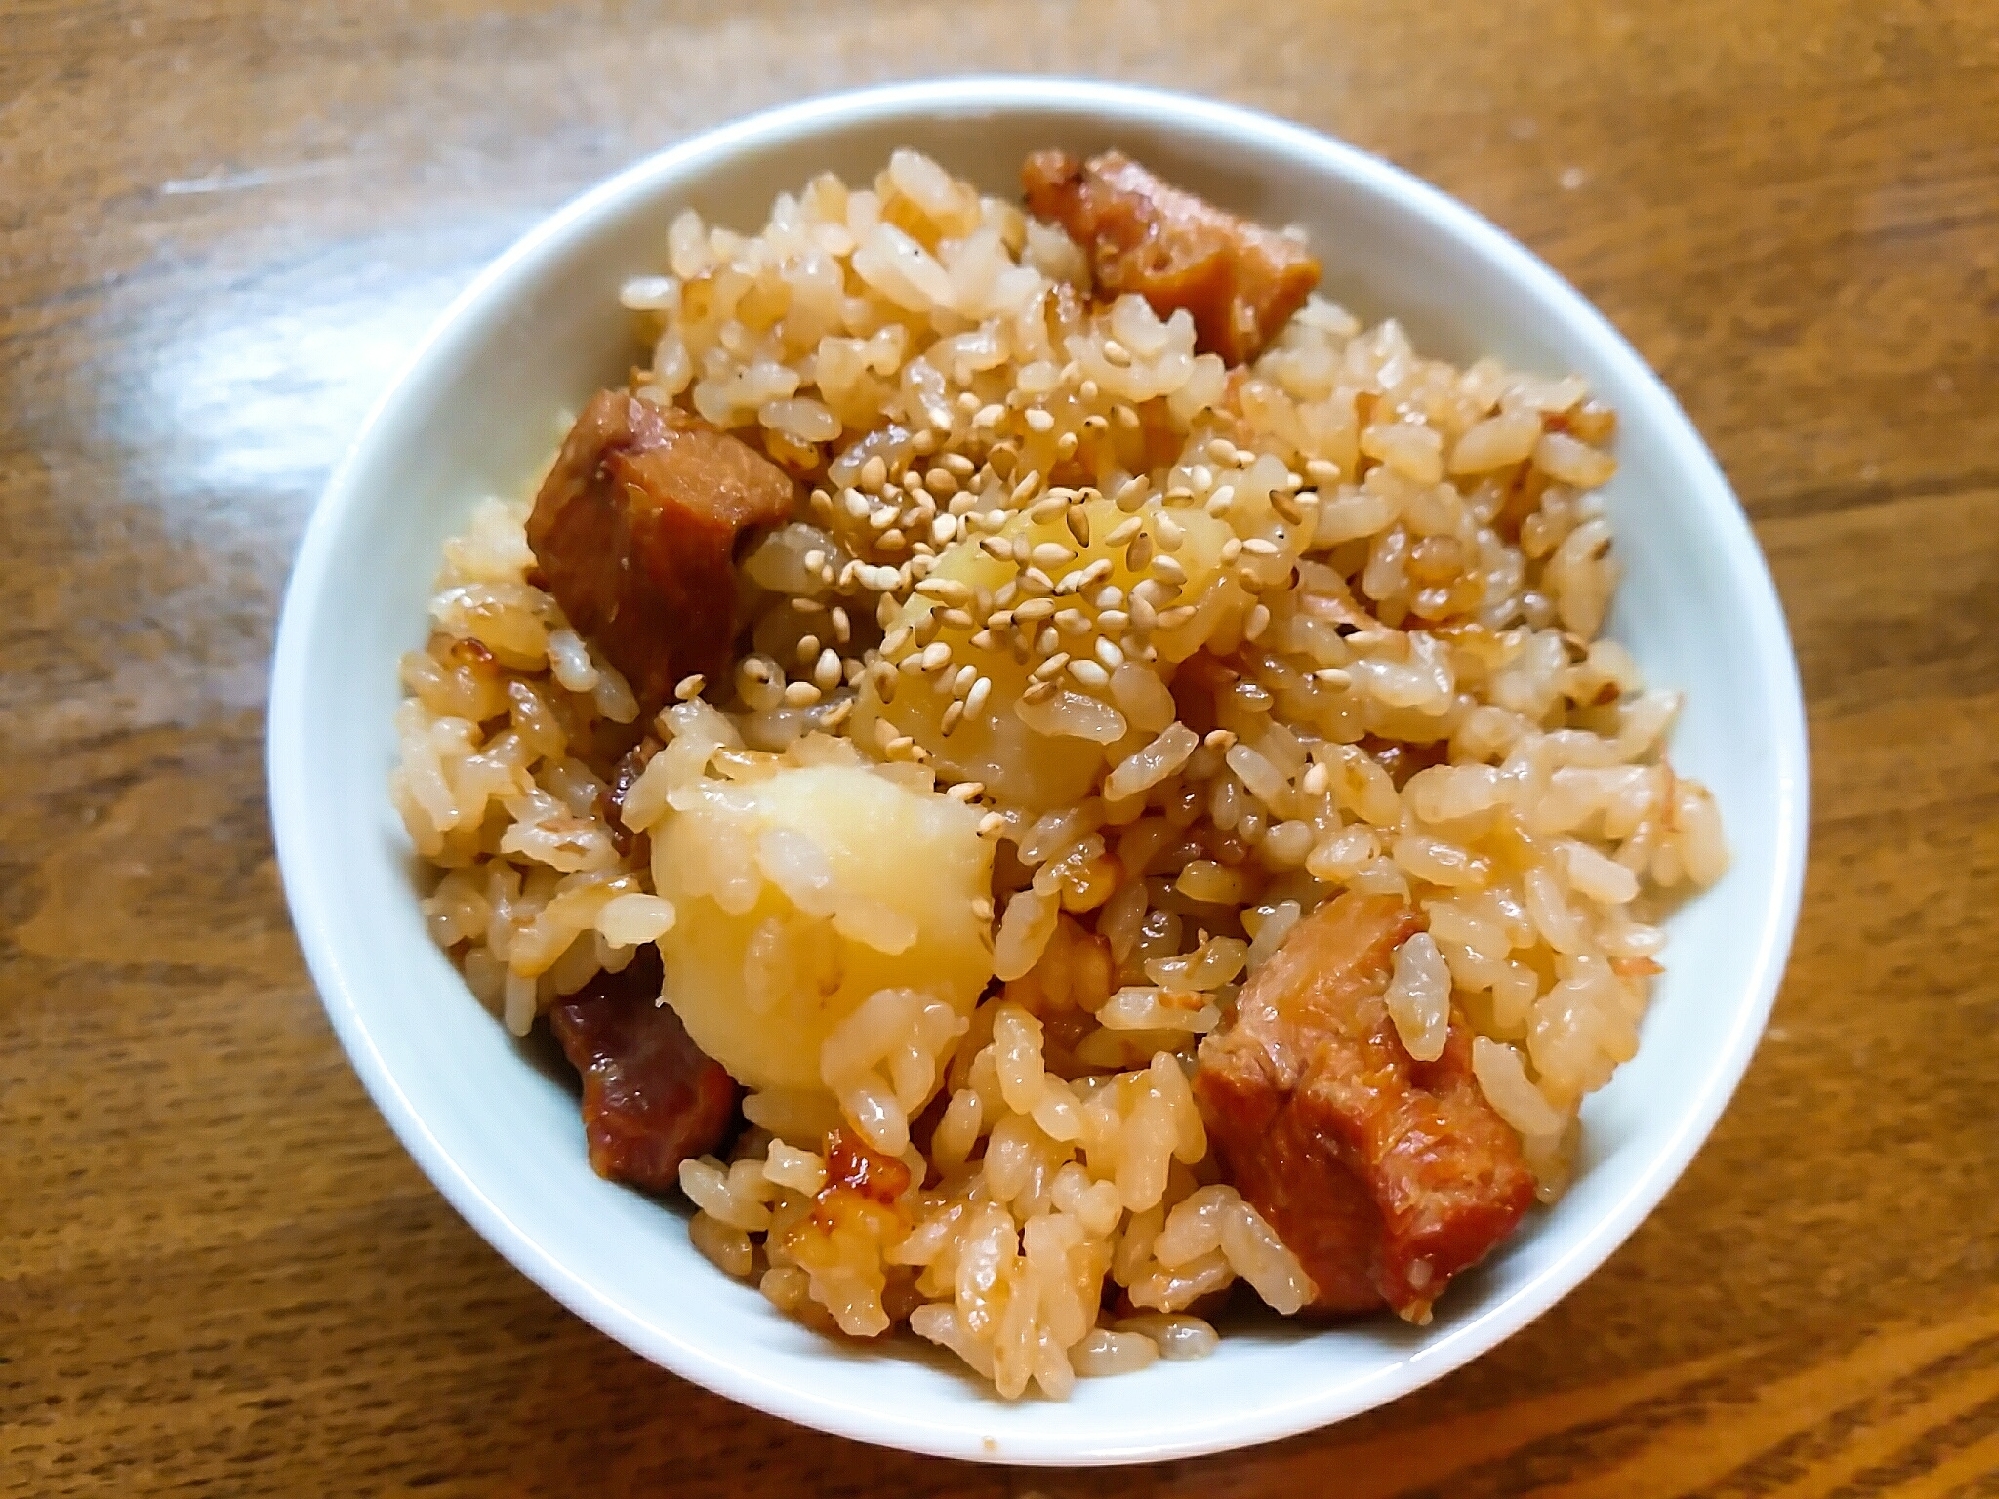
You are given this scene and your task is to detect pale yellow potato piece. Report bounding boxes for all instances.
[653,762,994,1093]
[850,494,1240,807]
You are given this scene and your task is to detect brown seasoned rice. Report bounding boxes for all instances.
[391,149,1727,1399]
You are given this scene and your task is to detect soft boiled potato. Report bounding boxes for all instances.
[850,485,1255,809]
[649,751,995,1095]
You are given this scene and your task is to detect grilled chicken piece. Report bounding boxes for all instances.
[1022,149,1321,365]
[526,389,794,714]
[549,947,738,1191]
[1195,892,1535,1322]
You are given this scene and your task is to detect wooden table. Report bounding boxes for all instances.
[5,3,1995,1493]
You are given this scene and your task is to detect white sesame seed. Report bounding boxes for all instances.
[1054,608,1090,636]
[842,487,870,519]
[783,680,823,707]
[1113,403,1140,429]
[919,641,953,672]
[1101,339,1130,366]
[1206,437,1241,466]
[1028,494,1067,524]
[1066,506,1090,548]
[1314,667,1352,687]
[1033,652,1071,681]
[951,664,979,698]
[1029,542,1076,570]
[1127,596,1157,632]
[795,634,822,665]
[802,548,827,572]
[1113,475,1150,512]
[944,452,976,476]
[1098,609,1130,636]
[830,606,851,643]
[1021,567,1056,595]
[930,515,959,547]
[1035,626,1060,654]
[1077,378,1099,401]
[1054,432,1079,459]
[1153,556,1189,586]
[1125,533,1155,571]
[965,675,993,716]
[673,673,705,702]
[1065,659,1109,690]
[1204,729,1238,751]
[1024,408,1055,432]
[820,698,854,730]
[1244,604,1273,641]
[947,779,986,802]
[1022,678,1059,705]
[843,658,865,686]
[977,811,1007,838]
[941,700,966,734]
[974,402,1006,429]
[937,608,975,631]
[812,649,842,689]
[1305,458,1340,483]
[1205,485,1236,518]
[1220,538,1243,563]
[1105,516,1143,548]
[1158,604,1199,629]
[1241,537,1281,556]
[1013,597,1056,623]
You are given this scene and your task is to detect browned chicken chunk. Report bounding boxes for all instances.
[1195,892,1535,1322]
[1021,149,1322,365]
[526,389,795,714]
[548,947,739,1192]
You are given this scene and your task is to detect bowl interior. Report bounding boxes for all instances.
[268,79,1807,1464]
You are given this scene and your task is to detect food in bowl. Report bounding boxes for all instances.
[389,146,1728,1400]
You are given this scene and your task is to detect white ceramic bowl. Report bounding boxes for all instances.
[267,78,1809,1465]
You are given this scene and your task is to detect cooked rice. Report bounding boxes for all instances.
[391,150,1727,1399]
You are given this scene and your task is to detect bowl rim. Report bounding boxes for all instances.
[267,75,1810,1464]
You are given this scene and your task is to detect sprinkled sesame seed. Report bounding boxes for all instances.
[885,734,917,758]
[1105,516,1143,548]
[950,663,979,697]
[941,700,965,734]
[1204,729,1238,751]
[943,452,976,476]
[974,402,1006,429]
[1241,537,1281,556]
[946,779,986,802]
[1094,637,1125,671]
[1021,566,1056,595]
[954,391,981,415]
[1027,541,1074,570]
[1035,626,1060,654]
[1302,763,1331,796]
[1205,486,1236,518]
[1067,659,1111,689]
[1158,604,1199,629]
[1094,585,1124,610]
[1113,403,1140,429]
[916,577,973,604]
[1013,597,1056,623]
[1022,678,1060,705]
[1220,538,1243,563]
[919,641,953,672]
[965,675,993,716]
[1032,652,1071,681]
[1154,514,1185,551]
[741,656,776,685]
[813,648,842,690]
[1124,533,1155,571]
[1153,555,1189,586]
[1054,432,1079,459]
[878,528,907,550]
[874,717,900,750]
[876,594,899,629]
[843,658,865,686]
[1101,339,1131,366]
[1113,475,1150,512]
[1024,407,1055,432]
[1190,465,1214,491]
[1053,608,1090,635]
[1206,437,1241,465]
[1314,667,1352,687]
[1066,506,1090,548]
[859,456,887,491]
[820,698,854,730]
[930,515,959,547]
[1305,458,1341,483]
[968,629,995,650]
[795,634,822,664]
[673,673,705,701]
[977,811,1007,837]
[830,607,851,643]
[1271,491,1307,524]
[1098,608,1130,636]
[783,680,823,707]
[937,607,976,631]
[1077,377,1099,401]
[1244,604,1273,641]
[1027,494,1067,524]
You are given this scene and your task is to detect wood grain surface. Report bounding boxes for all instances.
[4,2,1996,1494]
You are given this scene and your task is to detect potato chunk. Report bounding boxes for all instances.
[650,757,995,1094]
